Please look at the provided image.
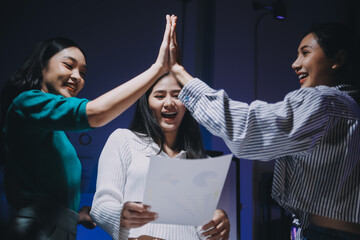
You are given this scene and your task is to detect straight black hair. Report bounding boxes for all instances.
[129,74,207,159]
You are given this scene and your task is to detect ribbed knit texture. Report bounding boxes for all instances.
[90,129,204,240]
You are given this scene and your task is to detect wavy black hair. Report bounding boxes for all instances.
[129,74,207,159]
[0,37,84,164]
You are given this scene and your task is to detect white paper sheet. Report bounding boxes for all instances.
[142,154,233,226]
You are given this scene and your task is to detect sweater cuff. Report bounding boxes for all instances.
[90,203,127,240]
[118,227,130,240]
[77,100,94,130]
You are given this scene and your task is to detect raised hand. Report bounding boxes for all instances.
[200,209,230,240]
[169,15,181,70]
[120,202,158,229]
[169,15,194,86]
[154,14,173,75]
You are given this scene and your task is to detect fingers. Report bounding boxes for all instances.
[171,15,178,48]
[155,14,175,73]
[202,219,216,231]
[169,15,180,66]
[162,14,172,46]
[202,221,229,240]
[78,206,97,229]
[121,202,157,229]
[82,220,97,229]
[124,202,151,212]
[201,209,230,240]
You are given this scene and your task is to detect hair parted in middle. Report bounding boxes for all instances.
[129,74,207,159]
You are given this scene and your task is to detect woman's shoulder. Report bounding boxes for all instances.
[107,129,153,154]
[13,90,66,108]
[287,85,351,99]
[110,128,139,137]
[13,89,44,102]
[285,86,359,116]
[108,129,148,143]
[284,85,349,106]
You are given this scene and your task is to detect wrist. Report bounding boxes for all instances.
[171,64,184,74]
[152,62,168,76]
[171,64,192,86]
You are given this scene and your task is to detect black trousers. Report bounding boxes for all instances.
[303,224,360,240]
[6,199,78,240]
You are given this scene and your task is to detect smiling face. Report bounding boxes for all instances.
[292,33,337,88]
[148,75,186,135]
[41,47,86,97]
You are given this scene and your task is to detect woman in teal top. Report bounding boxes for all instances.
[1,14,176,240]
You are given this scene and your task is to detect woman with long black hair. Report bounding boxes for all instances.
[90,73,230,240]
[1,14,175,240]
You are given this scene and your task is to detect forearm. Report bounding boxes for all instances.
[86,63,165,127]
[171,64,193,87]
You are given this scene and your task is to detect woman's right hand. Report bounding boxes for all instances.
[154,14,176,75]
[120,202,158,229]
[169,15,194,86]
[169,15,181,71]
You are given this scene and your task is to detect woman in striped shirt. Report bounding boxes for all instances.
[170,20,360,240]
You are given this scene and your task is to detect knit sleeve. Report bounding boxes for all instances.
[90,129,131,240]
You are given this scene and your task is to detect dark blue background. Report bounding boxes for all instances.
[1,0,357,239]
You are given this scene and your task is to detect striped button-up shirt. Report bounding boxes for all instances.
[179,78,360,229]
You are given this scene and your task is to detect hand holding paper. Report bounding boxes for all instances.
[142,154,232,226]
[120,202,158,229]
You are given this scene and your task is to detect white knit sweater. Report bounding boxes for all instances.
[90,129,204,240]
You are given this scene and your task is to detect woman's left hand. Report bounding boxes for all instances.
[78,206,97,229]
[200,209,230,240]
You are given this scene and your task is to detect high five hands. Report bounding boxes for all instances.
[157,14,193,86]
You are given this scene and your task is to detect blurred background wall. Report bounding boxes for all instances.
[1,0,359,239]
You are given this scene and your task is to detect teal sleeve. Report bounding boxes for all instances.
[10,90,93,131]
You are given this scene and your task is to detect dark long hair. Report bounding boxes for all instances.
[129,75,207,159]
[1,38,84,121]
[308,22,360,89]
[0,37,84,164]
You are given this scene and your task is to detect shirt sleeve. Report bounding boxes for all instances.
[179,79,330,160]
[90,129,130,240]
[11,90,91,131]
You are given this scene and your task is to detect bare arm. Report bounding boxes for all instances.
[86,15,174,127]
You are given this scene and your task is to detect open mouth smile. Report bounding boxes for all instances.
[298,73,309,84]
[161,112,177,119]
[64,82,76,92]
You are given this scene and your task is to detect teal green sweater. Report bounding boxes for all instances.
[3,90,92,211]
